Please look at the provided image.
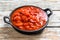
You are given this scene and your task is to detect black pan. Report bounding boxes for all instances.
[3,5,52,35]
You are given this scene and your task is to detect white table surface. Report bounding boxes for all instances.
[0,0,60,40]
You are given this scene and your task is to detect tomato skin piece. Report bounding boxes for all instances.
[19,26,25,30]
[28,28,32,30]
[21,15,28,22]
[12,12,20,17]
[13,22,23,27]
[14,16,21,21]
[35,23,40,27]
[25,26,30,29]
[24,23,29,26]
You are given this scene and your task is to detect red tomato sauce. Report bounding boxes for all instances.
[10,6,47,31]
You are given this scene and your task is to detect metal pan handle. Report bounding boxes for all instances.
[3,16,11,25]
[44,8,52,17]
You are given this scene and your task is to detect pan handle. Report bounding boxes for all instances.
[3,16,11,25]
[44,8,52,17]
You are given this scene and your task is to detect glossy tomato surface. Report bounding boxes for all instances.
[10,6,47,31]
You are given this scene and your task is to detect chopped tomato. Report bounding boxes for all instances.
[10,6,47,31]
